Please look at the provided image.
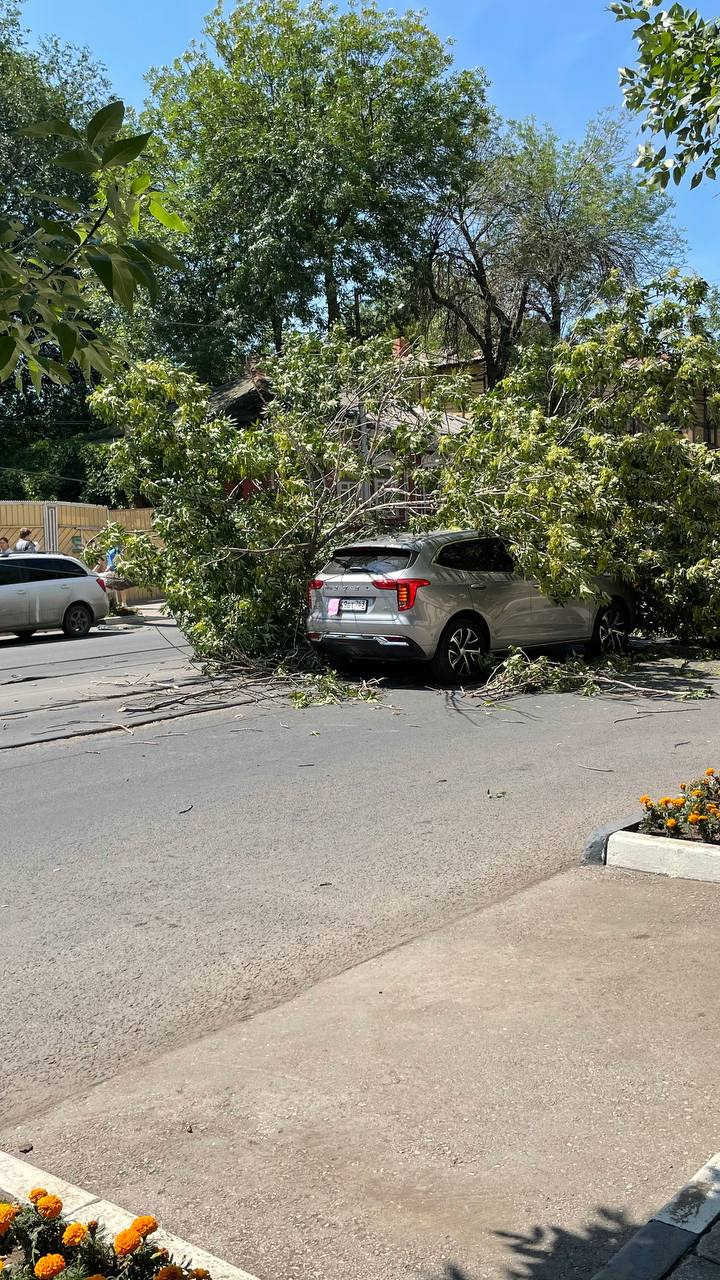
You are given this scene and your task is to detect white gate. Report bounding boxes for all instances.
[43,503,59,552]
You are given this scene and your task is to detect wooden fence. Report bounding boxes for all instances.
[0,501,157,604]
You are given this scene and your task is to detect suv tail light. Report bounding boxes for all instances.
[96,575,107,593]
[372,577,430,611]
[307,578,324,606]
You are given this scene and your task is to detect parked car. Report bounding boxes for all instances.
[306,531,634,681]
[0,553,109,640]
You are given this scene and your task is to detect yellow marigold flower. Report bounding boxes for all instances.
[665,818,678,829]
[114,1227,142,1257]
[672,799,685,808]
[691,789,703,798]
[62,1222,88,1247]
[706,768,715,777]
[36,1195,63,1221]
[0,1202,18,1234]
[639,794,652,806]
[131,1215,158,1238]
[688,812,705,824]
[155,1267,184,1280]
[28,1188,48,1204]
[658,796,672,805]
[34,1255,66,1279]
[0,1259,5,1271]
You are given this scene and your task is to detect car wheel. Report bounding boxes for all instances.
[62,602,93,638]
[12,630,36,640]
[588,600,630,656]
[431,614,488,683]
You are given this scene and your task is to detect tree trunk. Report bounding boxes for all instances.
[549,281,563,338]
[271,312,283,353]
[324,252,340,326]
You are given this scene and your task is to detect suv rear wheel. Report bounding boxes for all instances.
[588,600,630,656]
[431,613,488,683]
[63,602,93,638]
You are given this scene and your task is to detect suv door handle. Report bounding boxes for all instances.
[15,588,27,595]
[60,583,71,590]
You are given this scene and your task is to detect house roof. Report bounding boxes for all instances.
[210,374,269,425]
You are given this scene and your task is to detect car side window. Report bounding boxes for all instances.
[436,539,515,572]
[0,562,26,586]
[22,557,87,582]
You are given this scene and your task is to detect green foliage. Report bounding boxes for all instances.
[91,336,463,658]
[140,0,488,378]
[420,112,679,384]
[613,1,720,188]
[439,272,720,643]
[288,668,380,706]
[0,98,186,387]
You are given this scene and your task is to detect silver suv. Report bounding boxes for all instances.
[0,553,109,640]
[306,531,634,681]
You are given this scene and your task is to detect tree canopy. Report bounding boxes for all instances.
[613,1,720,189]
[140,0,489,380]
[417,113,679,385]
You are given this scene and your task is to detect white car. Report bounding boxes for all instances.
[0,553,109,639]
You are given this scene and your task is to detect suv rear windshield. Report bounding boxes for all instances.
[323,546,415,575]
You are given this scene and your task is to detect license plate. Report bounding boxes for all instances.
[340,598,367,613]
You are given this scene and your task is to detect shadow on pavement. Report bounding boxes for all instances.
[437,1208,637,1279]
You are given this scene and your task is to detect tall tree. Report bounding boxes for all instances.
[613,1,720,189]
[418,113,678,385]
[142,0,488,377]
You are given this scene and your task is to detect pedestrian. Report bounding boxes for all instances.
[0,537,10,555]
[104,545,135,615]
[14,528,37,552]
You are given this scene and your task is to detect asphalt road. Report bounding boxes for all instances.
[2,621,720,1124]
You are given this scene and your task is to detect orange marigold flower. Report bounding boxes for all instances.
[131,1215,158,1238]
[155,1267,184,1280]
[0,1202,18,1235]
[114,1227,142,1257]
[28,1188,48,1204]
[62,1223,88,1247]
[190,1269,211,1278]
[665,818,678,829]
[688,812,705,824]
[34,1255,66,1280]
[658,796,672,805]
[639,794,652,806]
[706,768,715,776]
[36,1195,63,1221]
[691,789,703,798]
[0,1259,5,1271]
[85,1275,106,1280]
[673,799,685,808]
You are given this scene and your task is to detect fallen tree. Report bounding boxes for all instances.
[90,333,466,659]
[438,272,720,643]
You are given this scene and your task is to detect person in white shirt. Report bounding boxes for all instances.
[14,528,37,552]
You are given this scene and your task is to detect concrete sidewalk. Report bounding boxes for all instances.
[3,866,719,1280]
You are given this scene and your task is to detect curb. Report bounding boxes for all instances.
[591,1153,720,1279]
[581,813,642,865]
[0,1152,258,1280]
[607,829,720,883]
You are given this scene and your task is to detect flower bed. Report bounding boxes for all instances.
[0,1192,210,1280]
[639,767,720,844]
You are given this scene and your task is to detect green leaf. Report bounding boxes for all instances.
[16,117,82,141]
[51,148,101,176]
[131,175,152,195]
[86,100,125,147]
[21,192,85,214]
[132,237,182,268]
[691,170,704,188]
[27,358,43,393]
[0,334,17,380]
[148,199,187,233]
[54,321,78,364]
[120,246,159,301]
[37,355,71,385]
[101,133,152,169]
[86,250,115,299]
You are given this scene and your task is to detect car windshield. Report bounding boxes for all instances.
[323,547,414,575]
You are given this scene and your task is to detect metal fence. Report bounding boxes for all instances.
[0,501,157,603]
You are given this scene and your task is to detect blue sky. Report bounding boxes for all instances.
[20,0,720,280]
